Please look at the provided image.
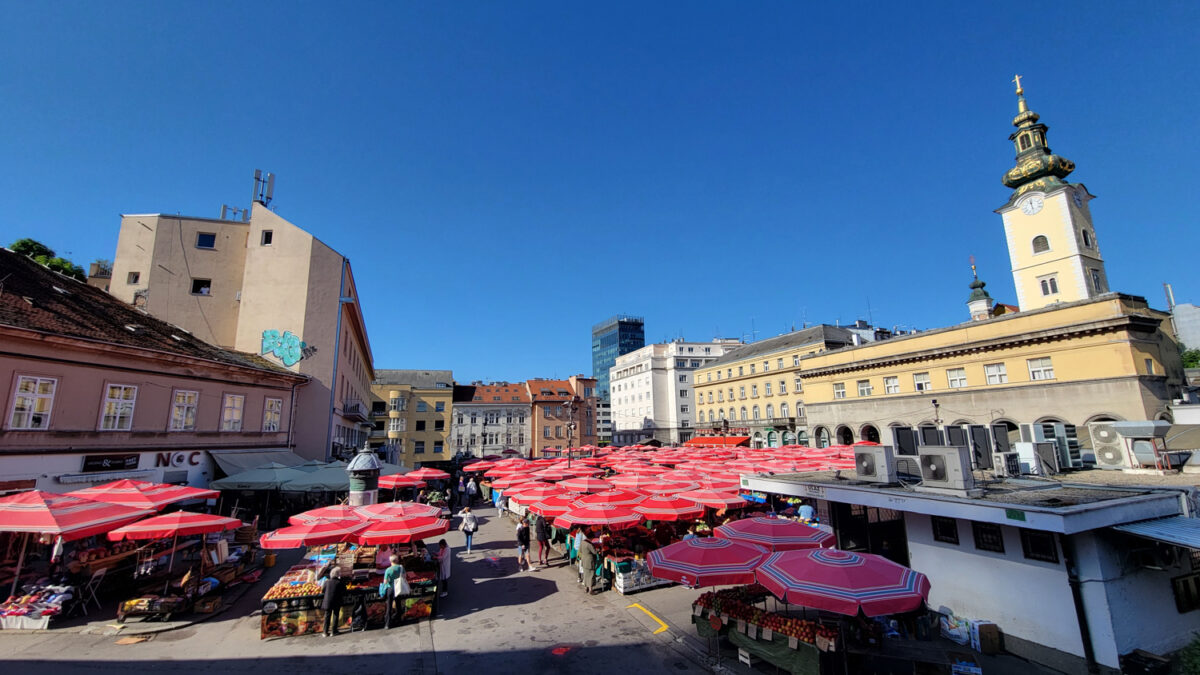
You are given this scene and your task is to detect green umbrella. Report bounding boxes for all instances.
[293,459,328,473]
[209,464,308,490]
[280,465,351,492]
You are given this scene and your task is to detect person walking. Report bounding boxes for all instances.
[466,477,479,506]
[534,513,551,567]
[319,565,346,637]
[579,533,599,594]
[435,539,451,598]
[455,476,467,510]
[516,518,533,571]
[382,554,406,629]
[458,507,479,554]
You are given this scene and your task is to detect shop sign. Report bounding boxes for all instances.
[0,479,37,493]
[154,451,203,468]
[1005,508,1027,522]
[81,454,139,473]
[803,484,826,499]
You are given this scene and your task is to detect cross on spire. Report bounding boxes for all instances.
[1013,74,1023,95]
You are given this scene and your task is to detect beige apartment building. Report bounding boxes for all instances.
[109,201,374,460]
[527,376,598,457]
[370,370,455,466]
[0,249,308,493]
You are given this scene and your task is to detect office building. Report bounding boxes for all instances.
[591,315,644,402]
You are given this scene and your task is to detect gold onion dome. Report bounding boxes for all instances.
[1001,75,1075,201]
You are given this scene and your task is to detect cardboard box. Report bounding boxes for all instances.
[969,620,1002,655]
[949,651,982,675]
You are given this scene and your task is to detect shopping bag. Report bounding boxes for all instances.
[378,582,389,598]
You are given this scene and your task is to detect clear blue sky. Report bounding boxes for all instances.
[3,2,1198,382]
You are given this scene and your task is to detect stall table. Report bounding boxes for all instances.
[606,557,672,594]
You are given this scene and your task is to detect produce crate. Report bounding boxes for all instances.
[194,596,222,613]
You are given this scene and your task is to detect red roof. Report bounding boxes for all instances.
[683,436,751,448]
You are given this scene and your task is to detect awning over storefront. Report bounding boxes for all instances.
[683,436,752,447]
[57,469,158,484]
[1113,515,1200,550]
[209,449,307,476]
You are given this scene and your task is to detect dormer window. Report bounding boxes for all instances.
[1018,134,1032,150]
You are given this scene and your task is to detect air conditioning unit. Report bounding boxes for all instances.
[854,445,898,484]
[916,446,975,493]
[1014,441,1059,475]
[993,451,1022,477]
[1088,421,1171,470]
[1020,423,1083,469]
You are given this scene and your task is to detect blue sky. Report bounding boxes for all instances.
[3,2,1198,382]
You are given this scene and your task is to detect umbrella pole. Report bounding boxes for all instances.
[10,533,29,597]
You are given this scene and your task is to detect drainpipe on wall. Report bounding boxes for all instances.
[1058,533,1100,674]
[324,257,348,461]
[286,378,303,451]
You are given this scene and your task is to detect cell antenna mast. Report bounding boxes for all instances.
[252,169,275,206]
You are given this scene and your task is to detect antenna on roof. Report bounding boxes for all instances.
[252,170,275,206]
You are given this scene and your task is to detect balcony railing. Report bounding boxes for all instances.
[763,417,798,430]
[342,400,369,422]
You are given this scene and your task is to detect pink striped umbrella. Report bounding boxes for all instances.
[406,467,451,480]
[378,474,427,489]
[561,465,604,477]
[355,516,450,545]
[107,512,243,540]
[613,463,670,475]
[715,516,835,551]
[552,505,644,531]
[461,461,496,473]
[558,476,613,494]
[676,489,748,509]
[755,549,931,617]
[647,537,767,588]
[659,470,706,482]
[573,489,647,508]
[259,518,367,549]
[357,502,441,519]
[700,478,742,491]
[0,491,154,540]
[529,468,570,482]
[70,480,218,510]
[528,494,577,518]
[633,496,705,521]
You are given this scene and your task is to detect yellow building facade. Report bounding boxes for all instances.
[370,370,455,466]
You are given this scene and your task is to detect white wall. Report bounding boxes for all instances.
[905,512,1085,659]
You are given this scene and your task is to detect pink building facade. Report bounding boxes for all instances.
[0,249,308,494]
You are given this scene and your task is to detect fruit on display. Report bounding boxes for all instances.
[692,584,838,645]
[262,581,323,600]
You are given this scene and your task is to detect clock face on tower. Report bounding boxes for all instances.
[1020,195,1044,216]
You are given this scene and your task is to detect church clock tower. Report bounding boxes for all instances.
[997,76,1108,312]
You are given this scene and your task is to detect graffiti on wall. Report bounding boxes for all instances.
[261,329,318,367]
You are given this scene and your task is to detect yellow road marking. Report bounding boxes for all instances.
[626,602,669,634]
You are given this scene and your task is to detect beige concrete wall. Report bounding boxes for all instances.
[111,214,248,348]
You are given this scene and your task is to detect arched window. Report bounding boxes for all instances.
[708,410,715,423]
[1032,235,1050,253]
[752,405,760,420]
[718,409,725,420]
[728,408,735,420]
[1019,134,1032,150]
[766,404,775,419]
[1081,230,1092,247]
[740,407,748,421]
[779,402,789,418]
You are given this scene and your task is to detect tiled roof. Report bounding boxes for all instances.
[468,382,531,404]
[526,379,575,402]
[0,248,303,377]
[374,369,455,389]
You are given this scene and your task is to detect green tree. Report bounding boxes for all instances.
[1182,348,1200,369]
[8,238,86,281]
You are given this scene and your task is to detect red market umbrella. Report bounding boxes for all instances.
[357,502,442,519]
[107,512,244,541]
[676,489,748,509]
[407,467,451,481]
[70,480,218,510]
[553,505,644,531]
[461,461,496,472]
[659,470,706,482]
[491,474,537,489]
[259,518,367,549]
[644,481,700,495]
[699,478,742,491]
[529,468,570,482]
[355,516,450,545]
[633,496,705,521]
[288,505,365,525]
[558,476,613,493]
[378,474,427,489]
[507,483,567,502]
[0,490,154,540]
[613,463,670,475]
[528,494,577,518]
[562,465,604,477]
[573,489,647,508]
[607,474,670,490]
[714,516,835,551]
[646,537,767,588]
[755,549,932,617]
[485,466,526,478]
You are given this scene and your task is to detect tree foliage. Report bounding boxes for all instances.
[8,238,86,281]
[1182,348,1200,369]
